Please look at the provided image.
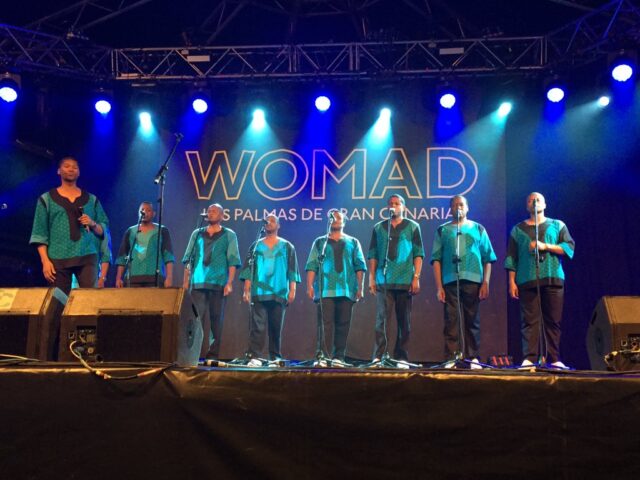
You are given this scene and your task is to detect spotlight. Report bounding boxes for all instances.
[439,93,456,109]
[497,102,513,117]
[251,108,266,129]
[139,111,152,130]
[192,97,209,114]
[597,96,610,107]
[379,107,391,120]
[94,99,112,115]
[546,87,565,103]
[611,63,634,82]
[0,73,21,103]
[315,95,331,112]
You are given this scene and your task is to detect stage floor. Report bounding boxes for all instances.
[2,362,640,479]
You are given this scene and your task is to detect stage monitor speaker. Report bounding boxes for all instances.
[587,296,640,371]
[0,287,67,360]
[58,288,203,367]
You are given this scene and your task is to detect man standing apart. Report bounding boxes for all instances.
[239,215,300,364]
[368,194,424,363]
[115,201,175,288]
[306,210,366,365]
[505,192,575,369]
[430,195,496,368]
[182,203,241,360]
[30,156,109,295]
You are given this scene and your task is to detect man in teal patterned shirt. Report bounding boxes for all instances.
[306,210,366,364]
[368,194,424,363]
[430,195,496,368]
[505,192,575,369]
[30,156,109,295]
[115,202,175,288]
[239,215,300,362]
[182,203,241,360]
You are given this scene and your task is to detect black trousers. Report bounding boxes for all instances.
[52,262,97,295]
[317,297,355,361]
[519,285,564,363]
[374,289,412,361]
[191,289,227,358]
[248,300,286,360]
[443,281,481,360]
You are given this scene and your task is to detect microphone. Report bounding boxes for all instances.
[78,206,90,232]
[388,207,396,218]
[139,209,145,218]
[532,197,538,213]
[328,210,336,221]
[199,210,208,217]
[175,132,184,140]
[0,203,7,210]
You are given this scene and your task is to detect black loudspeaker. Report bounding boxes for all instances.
[59,288,203,367]
[0,287,67,360]
[587,296,640,371]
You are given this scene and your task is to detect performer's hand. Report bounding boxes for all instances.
[529,240,546,252]
[409,277,420,295]
[368,281,377,295]
[307,286,315,300]
[287,291,296,305]
[356,289,364,302]
[78,214,95,229]
[42,258,56,283]
[115,278,124,288]
[479,282,489,300]
[436,287,446,303]
[163,278,172,288]
[97,277,106,289]
[223,282,233,296]
[509,282,519,299]
[242,289,251,303]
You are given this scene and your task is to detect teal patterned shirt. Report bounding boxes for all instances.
[504,218,575,289]
[182,227,241,290]
[116,224,175,283]
[305,234,367,301]
[239,238,301,305]
[430,220,497,285]
[30,189,109,267]
[368,218,424,290]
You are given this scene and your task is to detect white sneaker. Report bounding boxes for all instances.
[247,358,263,368]
[313,359,328,367]
[550,361,570,370]
[396,360,410,369]
[520,359,534,367]
[470,358,482,370]
[331,358,346,368]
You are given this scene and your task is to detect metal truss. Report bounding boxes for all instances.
[0,0,638,82]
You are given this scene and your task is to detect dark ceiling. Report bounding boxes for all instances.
[0,0,617,48]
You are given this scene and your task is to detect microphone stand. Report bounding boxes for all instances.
[368,209,419,369]
[532,202,548,366]
[185,212,207,287]
[123,212,144,288]
[153,133,183,287]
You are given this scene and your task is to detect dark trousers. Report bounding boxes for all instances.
[191,289,227,358]
[318,297,355,361]
[519,285,564,363]
[248,300,286,360]
[374,289,412,361]
[443,281,481,360]
[53,262,97,295]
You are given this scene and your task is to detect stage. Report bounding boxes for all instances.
[2,362,639,479]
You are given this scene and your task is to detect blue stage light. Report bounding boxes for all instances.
[315,95,331,112]
[192,98,209,114]
[597,96,610,107]
[94,99,112,115]
[439,93,456,109]
[0,86,18,103]
[251,108,266,130]
[139,111,152,130]
[497,102,513,117]
[546,87,565,103]
[611,63,634,82]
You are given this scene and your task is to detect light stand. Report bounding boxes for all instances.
[153,132,183,287]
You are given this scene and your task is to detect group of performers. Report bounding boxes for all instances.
[29,156,575,368]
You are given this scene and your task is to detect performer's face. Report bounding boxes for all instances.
[139,203,155,222]
[526,193,546,214]
[57,159,79,182]
[264,215,279,234]
[206,205,223,223]
[450,196,468,220]
[388,196,404,218]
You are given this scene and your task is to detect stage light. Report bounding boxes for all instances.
[439,93,456,109]
[192,97,209,114]
[373,107,392,137]
[251,108,266,130]
[546,87,565,103]
[611,63,634,82]
[315,95,331,112]
[139,111,152,130]
[0,73,21,103]
[379,107,391,120]
[94,99,112,115]
[597,96,610,107]
[497,102,513,117]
